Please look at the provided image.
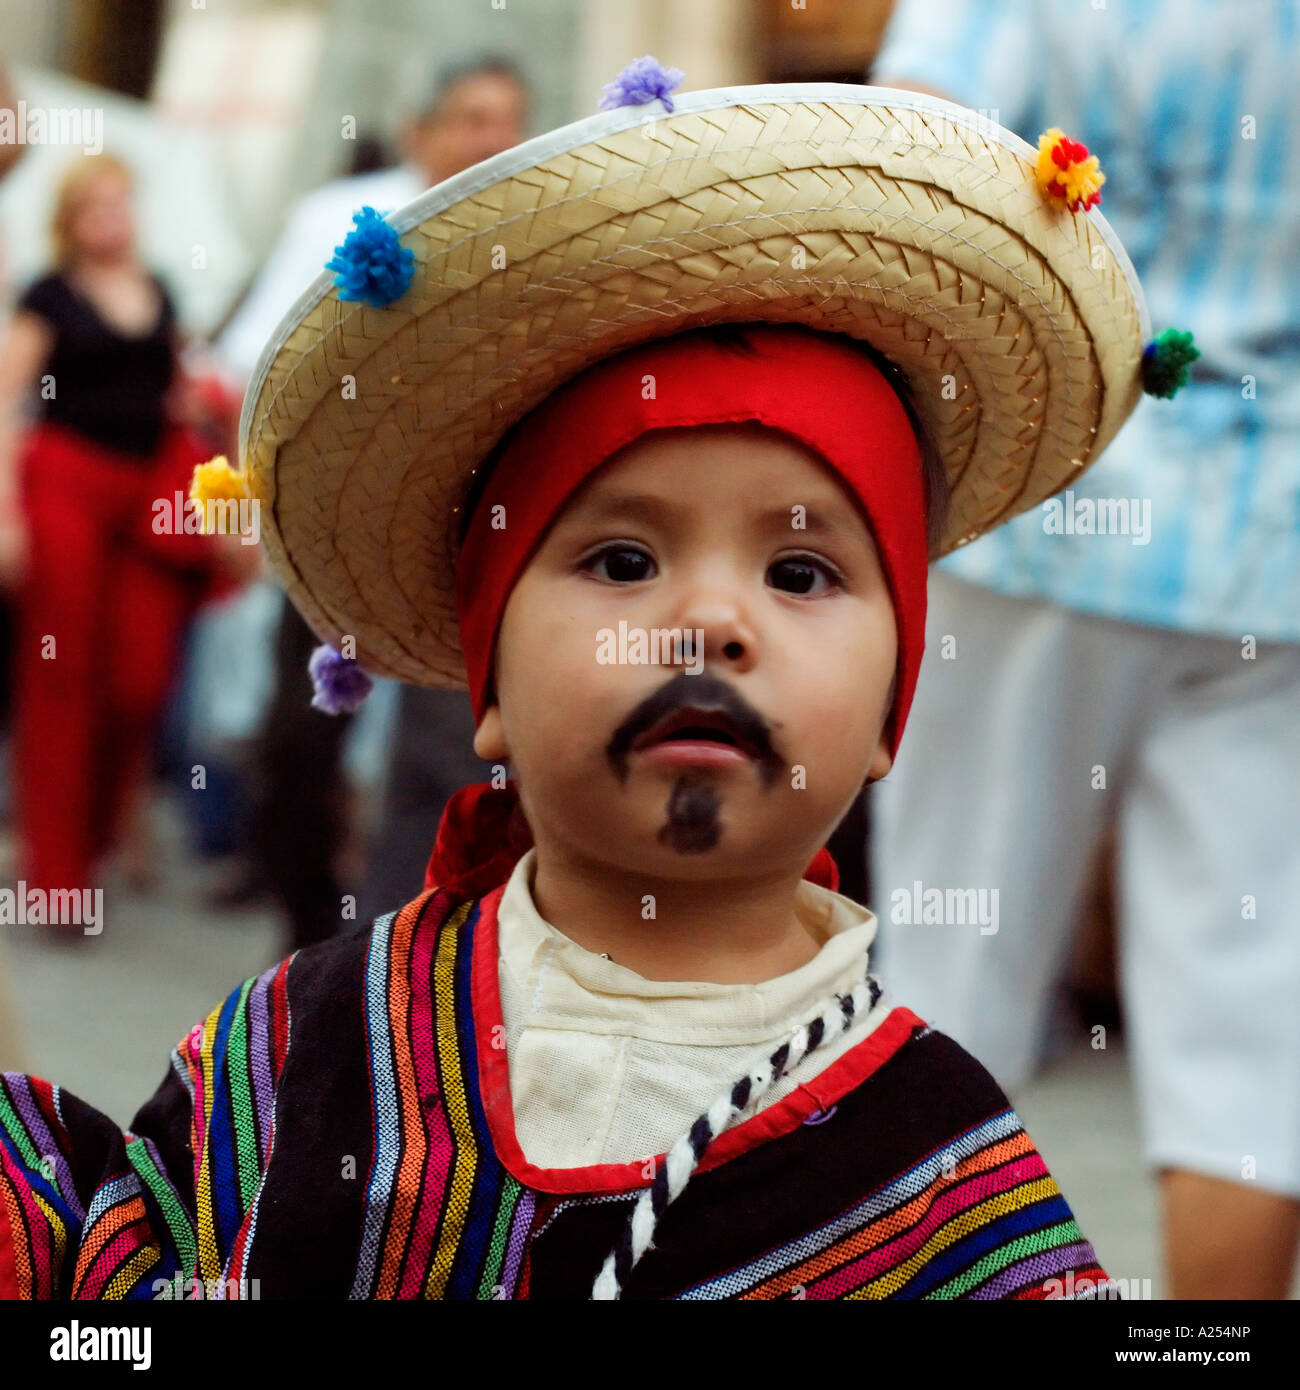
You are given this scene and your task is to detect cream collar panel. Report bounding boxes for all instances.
[496,848,876,1047]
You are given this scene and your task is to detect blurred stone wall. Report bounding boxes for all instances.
[158,0,582,252]
[0,0,70,68]
[1,0,775,314]
[4,0,772,259]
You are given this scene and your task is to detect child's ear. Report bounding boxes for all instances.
[864,733,893,787]
[473,704,509,762]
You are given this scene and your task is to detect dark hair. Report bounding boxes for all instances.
[458,321,951,553]
[418,55,531,123]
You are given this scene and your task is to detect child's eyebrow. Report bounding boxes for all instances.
[572,492,869,547]
[754,504,865,547]
[570,491,678,528]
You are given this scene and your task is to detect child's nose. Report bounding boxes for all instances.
[669,588,759,674]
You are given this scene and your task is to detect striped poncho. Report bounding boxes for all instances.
[0,882,1114,1300]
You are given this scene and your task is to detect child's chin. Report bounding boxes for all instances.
[609,819,820,882]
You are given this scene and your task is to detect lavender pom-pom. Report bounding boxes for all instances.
[598,56,685,114]
[324,206,416,308]
[308,643,373,714]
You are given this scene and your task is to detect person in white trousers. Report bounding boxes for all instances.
[869,0,1300,1299]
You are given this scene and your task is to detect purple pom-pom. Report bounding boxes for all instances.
[598,56,685,114]
[324,206,416,308]
[308,643,373,714]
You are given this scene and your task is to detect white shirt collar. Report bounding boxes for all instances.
[496,847,877,1046]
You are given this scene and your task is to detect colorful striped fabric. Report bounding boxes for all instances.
[675,1111,1107,1300]
[0,884,1114,1299]
[0,958,289,1300]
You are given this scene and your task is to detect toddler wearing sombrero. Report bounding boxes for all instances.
[0,64,1194,1300]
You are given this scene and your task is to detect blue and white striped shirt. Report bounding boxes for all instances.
[871,0,1300,641]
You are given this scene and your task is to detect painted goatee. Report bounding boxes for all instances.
[658,773,722,854]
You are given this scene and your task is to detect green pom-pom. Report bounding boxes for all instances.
[1141,328,1200,399]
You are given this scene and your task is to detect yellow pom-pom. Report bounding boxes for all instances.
[189,455,250,535]
[1035,127,1105,212]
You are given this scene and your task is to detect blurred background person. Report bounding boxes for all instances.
[216,54,531,382]
[0,153,253,910]
[209,54,531,951]
[0,55,27,1067]
[0,60,26,303]
[867,0,1300,1298]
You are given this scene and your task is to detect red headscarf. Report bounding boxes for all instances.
[426,323,929,898]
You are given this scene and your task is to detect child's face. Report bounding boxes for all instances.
[472,422,898,884]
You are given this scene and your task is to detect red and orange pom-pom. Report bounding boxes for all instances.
[1035,127,1105,212]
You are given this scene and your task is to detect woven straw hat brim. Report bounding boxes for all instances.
[240,82,1150,690]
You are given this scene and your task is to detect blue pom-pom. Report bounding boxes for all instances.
[324,206,415,308]
[598,56,685,114]
[308,643,373,714]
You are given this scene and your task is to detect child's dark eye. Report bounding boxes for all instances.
[583,544,657,583]
[767,555,841,595]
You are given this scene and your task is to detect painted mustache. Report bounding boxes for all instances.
[604,672,783,787]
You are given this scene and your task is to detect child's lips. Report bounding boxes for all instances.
[633,739,754,770]
[629,709,760,768]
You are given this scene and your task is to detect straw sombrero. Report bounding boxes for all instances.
[226,67,1189,694]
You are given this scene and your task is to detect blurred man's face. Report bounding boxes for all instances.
[408,73,528,186]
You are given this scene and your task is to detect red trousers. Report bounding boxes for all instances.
[13,421,235,894]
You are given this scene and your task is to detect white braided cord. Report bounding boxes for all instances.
[591,963,881,1299]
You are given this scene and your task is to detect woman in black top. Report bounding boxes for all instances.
[0,153,248,906]
[15,264,178,458]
